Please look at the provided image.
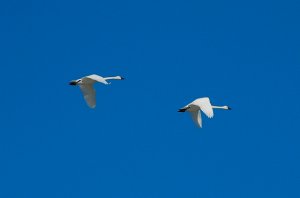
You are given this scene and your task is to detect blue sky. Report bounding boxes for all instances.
[0,0,299,197]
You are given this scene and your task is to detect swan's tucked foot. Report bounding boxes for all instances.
[69,81,77,85]
[178,107,190,112]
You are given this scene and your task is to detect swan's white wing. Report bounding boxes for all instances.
[84,74,109,85]
[190,110,202,128]
[79,84,96,108]
[197,98,214,118]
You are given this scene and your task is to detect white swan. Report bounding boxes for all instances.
[69,74,125,108]
[178,97,231,127]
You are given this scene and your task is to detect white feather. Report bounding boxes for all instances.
[190,110,202,128]
[193,97,214,118]
[79,84,96,108]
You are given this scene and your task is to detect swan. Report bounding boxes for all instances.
[178,97,231,128]
[69,74,125,108]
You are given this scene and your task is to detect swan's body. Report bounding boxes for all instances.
[69,74,124,108]
[178,97,231,127]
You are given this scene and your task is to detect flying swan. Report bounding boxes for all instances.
[69,74,125,108]
[178,97,231,127]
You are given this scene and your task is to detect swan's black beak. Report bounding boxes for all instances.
[69,81,77,86]
[120,76,125,80]
[228,106,232,110]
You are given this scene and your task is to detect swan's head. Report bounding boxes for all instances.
[225,106,232,110]
[69,79,81,86]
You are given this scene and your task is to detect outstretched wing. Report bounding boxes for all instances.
[84,74,109,85]
[197,97,214,118]
[190,110,202,128]
[79,84,96,108]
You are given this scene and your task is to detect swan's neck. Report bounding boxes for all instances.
[212,105,228,110]
[104,76,121,80]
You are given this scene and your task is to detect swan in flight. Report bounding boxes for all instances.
[69,74,125,108]
[178,97,231,128]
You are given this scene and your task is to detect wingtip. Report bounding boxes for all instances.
[88,105,96,109]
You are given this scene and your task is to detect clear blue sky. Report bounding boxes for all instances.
[1,0,299,197]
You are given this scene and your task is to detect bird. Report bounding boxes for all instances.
[178,97,231,128]
[69,74,125,108]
